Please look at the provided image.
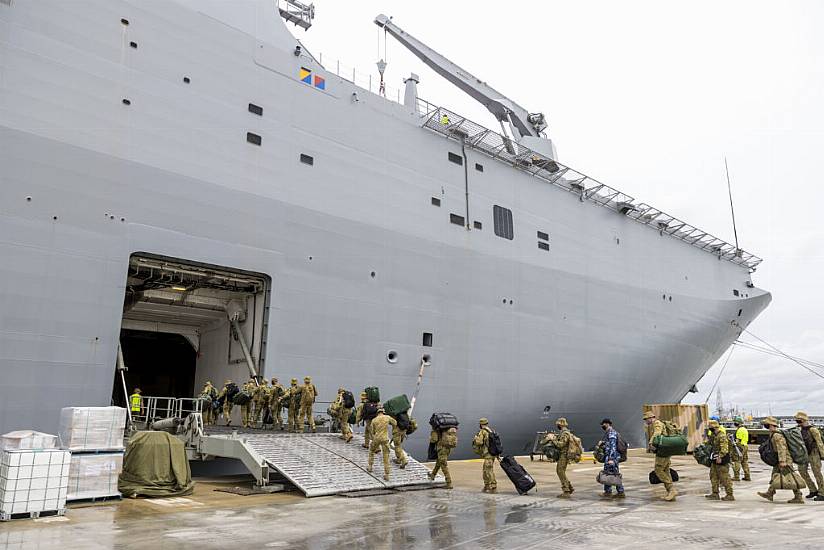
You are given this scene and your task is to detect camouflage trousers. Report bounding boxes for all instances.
[299,403,315,432]
[337,408,352,441]
[483,457,497,490]
[732,445,751,480]
[393,430,407,467]
[556,456,573,493]
[710,462,733,496]
[241,404,252,428]
[253,400,267,425]
[654,456,673,491]
[368,438,391,477]
[288,405,299,432]
[271,402,283,429]
[431,448,452,487]
[222,402,234,425]
[362,419,372,448]
[799,450,824,493]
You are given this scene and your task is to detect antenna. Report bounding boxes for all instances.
[724,157,740,255]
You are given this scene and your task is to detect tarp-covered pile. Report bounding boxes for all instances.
[118,431,194,497]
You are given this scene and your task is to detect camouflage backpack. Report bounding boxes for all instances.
[567,433,584,463]
[662,420,681,436]
[440,427,458,449]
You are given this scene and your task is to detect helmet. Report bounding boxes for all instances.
[710,415,720,421]
[795,411,809,422]
[642,411,655,420]
[763,416,780,427]
[733,416,743,424]
[479,418,489,425]
[134,388,142,394]
[556,417,568,428]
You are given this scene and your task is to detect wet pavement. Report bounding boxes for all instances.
[2,449,823,549]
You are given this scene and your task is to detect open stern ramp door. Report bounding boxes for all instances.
[198,432,440,497]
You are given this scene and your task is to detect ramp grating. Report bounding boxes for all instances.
[239,433,441,497]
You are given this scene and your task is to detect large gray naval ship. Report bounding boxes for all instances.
[0,0,770,458]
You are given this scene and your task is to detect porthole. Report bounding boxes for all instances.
[387,350,398,364]
[422,354,432,363]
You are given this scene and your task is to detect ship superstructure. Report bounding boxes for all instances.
[0,0,770,457]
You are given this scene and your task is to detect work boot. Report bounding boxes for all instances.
[445,484,453,490]
[366,467,373,474]
[733,476,740,481]
[488,488,497,494]
[556,492,571,499]
[757,491,774,502]
[704,493,720,500]
[663,487,677,501]
[427,472,435,481]
[742,476,752,481]
[788,495,805,504]
[721,494,735,501]
[383,474,390,481]
[613,492,626,499]
[482,487,489,493]
[362,443,369,449]
[815,495,824,501]
[600,491,613,498]
[806,491,819,499]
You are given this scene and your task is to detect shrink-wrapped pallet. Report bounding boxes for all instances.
[0,449,69,517]
[0,431,58,451]
[58,407,127,451]
[67,452,123,501]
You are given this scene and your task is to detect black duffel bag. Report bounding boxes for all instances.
[429,412,459,430]
[649,469,680,484]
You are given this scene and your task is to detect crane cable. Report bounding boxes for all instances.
[733,340,824,371]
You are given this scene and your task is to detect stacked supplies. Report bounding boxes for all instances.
[0,448,69,519]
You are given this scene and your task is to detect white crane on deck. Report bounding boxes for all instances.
[374,14,557,160]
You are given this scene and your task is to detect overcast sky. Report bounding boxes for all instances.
[291,1,824,416]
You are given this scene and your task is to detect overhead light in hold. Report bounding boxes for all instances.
[171,286,188,291]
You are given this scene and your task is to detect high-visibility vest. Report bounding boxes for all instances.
[130,393,142,412]
[735,426,749,445]
[440,115,449,125]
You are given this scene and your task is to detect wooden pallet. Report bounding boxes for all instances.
[0,508,65,521]
[67,494,122,504]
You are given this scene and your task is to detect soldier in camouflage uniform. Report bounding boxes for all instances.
[298,376,317,433]
[198,381,218,426]
[268,377,285,430]
[758,416,805,504]
[334,388,353,443]
[355,392,373,449]
[705,419,734,500]
[252,378,269,428]
[218,379,235,426]
[392,417,413,469]
[472,418,497,493]
[644,410,677,501]
[549,418,574,498]
[795,411,824,500]
[367,408,398,480]
[285,378,301,432]
[428,426,457,489]
[240,378,256,428]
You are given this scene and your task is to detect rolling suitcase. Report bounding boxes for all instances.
[500,455,536,495]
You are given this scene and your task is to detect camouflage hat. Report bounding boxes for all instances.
[338,387,345,393]
[225,379,232,384]
[795,411,809,421]
[556,417,568,427]
[642,411,655,420]
[479,418,489,425]
[762,416,780,427]
[377,407,385,414]
[708,419,720,429]
[304,376,311,382]
[271,377,278,383]
[360,392,368,399]
[290,378,298,384]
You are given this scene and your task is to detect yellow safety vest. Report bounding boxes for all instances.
[130,393,142,412]
[440,115,449,125]
[735,426,749,445]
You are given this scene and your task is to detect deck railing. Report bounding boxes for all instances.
[416,98,763,271]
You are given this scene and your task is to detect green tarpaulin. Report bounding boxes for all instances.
[118,431,195,497]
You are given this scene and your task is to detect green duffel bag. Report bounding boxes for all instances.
[693,443,713,467]
[384,394,411,417]
[593,442,606,464]
[652,434,689,457]
[364,386,380,403]
[348,409,357,425]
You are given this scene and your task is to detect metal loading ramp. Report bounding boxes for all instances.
[199,431,441,497]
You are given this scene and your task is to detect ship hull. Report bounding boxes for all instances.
[0,0,770,458]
